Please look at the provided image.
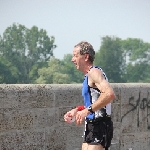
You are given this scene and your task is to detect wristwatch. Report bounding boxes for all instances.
[88,105,94,113]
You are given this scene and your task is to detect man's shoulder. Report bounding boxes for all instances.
[89,67,103,74]
[88,67,103,81]
[89,66,108,81]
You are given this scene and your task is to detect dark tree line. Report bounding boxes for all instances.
[0,23,56,83]
[94,36,150,82]
[0,23,150,84]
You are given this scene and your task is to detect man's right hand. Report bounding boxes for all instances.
[64,108,78,123]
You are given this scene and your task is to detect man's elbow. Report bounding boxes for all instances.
[108,91,116,102]
[111,92,116,100]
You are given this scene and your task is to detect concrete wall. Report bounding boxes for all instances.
[0,83,150,150]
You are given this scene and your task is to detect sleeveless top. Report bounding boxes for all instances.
[82,66,111,120]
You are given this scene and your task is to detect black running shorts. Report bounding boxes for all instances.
[83,117,113,149]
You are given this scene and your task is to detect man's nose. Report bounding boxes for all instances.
[71,57,74,62]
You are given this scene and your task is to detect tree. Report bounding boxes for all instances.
[122,38,150,82]
[0,34,19,83]
[36,55,84,84]
[0,23,56,83]
[0,57,18,83]
[125,62,150,82]
[62,54,83,83]
[94,36,126,83]
[36,57,70,84]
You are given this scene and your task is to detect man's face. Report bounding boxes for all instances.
[71,47,85,71]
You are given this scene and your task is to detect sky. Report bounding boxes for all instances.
[0,0,150,59]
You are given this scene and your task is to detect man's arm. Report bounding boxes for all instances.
[88,68,115,112]
[75,68,116,125]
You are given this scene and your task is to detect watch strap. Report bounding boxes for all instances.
[88,105,94,113]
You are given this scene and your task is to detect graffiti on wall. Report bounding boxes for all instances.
[121,91,150,129]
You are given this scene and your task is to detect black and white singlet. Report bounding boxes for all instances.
[82,66,111,120]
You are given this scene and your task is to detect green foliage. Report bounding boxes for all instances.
[62,54,83,83]
[36,57,71,84]
[0,23,150,83]
[94,36,126,83]
[122,38,150,63]
[26,26,56,62]
[36,55,83,84]
[122,38,150,82]
[125,62,150,82]
[0,57,19,83]
[94,36,150,83]
[0,23,56,83]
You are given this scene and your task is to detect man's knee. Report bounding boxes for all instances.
[82,143,105,150]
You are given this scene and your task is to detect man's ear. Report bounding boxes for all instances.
[84,54,89,61]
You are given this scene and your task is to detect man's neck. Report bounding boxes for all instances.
[83,64,93,75]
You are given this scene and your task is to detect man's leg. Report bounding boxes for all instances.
[82,143,105,150]
[82,143,88,150]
